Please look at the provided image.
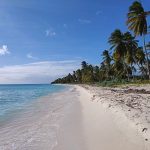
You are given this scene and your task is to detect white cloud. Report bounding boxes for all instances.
[0,60,80,84]
[27,53,38,60]
[0,45,10,56]
[45,29,56,37]
[78,19,91,24]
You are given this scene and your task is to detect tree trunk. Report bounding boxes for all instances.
[131,64,134,80]
[123,57,129,81]
[143,35,150,79]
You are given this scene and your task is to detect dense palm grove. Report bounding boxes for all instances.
[51,1,150,84]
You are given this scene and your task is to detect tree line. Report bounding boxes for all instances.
[51,1,150,84]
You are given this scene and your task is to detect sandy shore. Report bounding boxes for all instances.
[54,85,150,150]
[81,84,150,143]
[0,85,149,149]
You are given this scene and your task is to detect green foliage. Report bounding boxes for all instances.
[127,1,148,36]
[51,1,150,85]
[127,1,150,79]
[96,79,150,87]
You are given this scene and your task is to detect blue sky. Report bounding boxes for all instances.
[0,0,149,83]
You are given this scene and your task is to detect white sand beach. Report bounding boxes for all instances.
[54,85,150,150]
[0,85,150,150]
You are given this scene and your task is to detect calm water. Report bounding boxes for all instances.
[0,84,65,120]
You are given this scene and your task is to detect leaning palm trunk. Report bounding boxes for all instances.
[143,35,150,79]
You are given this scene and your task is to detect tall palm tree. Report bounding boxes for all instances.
[112,60,125,79]
[124,32,139,77]
[87,65,95,82]
[99,62,107,80]
[127,1,150,79]
[72,71,77,82]
[102,50,112,79]
[102,50,112,66]
[93,66,100,82]
[109,29,126,61]
[109,29,130,80]
[134,47,147,77]
[127,1,150,36]
[75,69,82,83]
[124,32,138,62]
[81,61,88,70]
[135,47,145,66]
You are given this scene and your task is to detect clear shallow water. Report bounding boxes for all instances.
[0,85,74,150]
[0,84,65,121]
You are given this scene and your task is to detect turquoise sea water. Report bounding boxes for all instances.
[0,84,65,121]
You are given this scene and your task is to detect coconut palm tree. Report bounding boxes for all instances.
[102,50,112,79]
[81,61,88,70]
[124,32,137,62]
[102,50,112,65]
[72,71,77,82]
[127,1,150,36]
[127,1,150,79]
[93,66,100,82]
[99,62,107,80]
[75,69,82,83]
[109,29,131,80]
[109,29,126,60]
[135,47,145,66]
[123,32,139,77]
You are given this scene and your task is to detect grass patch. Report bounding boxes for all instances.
[94,79,150,87]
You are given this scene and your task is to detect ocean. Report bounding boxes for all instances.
[0,84,65,122]
[0,84,73,149]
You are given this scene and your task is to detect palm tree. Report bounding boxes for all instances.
[139,65,147,78]
[72,71,77,82]
[81,61,88,82]
[75,69,82,83]
[134,46,147,77]
[81,64,95,83]
[127,1,150,79]
[81,61,88,70]
[124,32,138,77]
[99,62,107,80]
[102,50,112,79]
[112,60,125,79]
[87,65,95,82]
[135,47,145,66]
[127,1,150,36]
[93,66,100,81]
[102,50,112,65]
[109,29,130,80]
[109,29,126,61]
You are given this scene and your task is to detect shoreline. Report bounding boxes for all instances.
[0,84,66,127]
[0,84,149,149]
[0,86,77,149]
